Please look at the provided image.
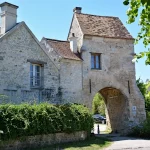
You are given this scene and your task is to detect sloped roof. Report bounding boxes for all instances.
[0,22,59,70]
[45,38,81,61]
[75,13,133,40]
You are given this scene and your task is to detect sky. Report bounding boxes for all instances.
[0,0,149,82]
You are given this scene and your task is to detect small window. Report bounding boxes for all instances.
[30,64,42,87]
[91,53,101,70]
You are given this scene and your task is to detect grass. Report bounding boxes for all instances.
[30,136,112,150]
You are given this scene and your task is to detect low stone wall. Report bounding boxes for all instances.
[0,131,87,150]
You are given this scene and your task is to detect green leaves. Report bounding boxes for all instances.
[123,0,129,5]
[0,130,3,134]
[123,0,150,65]
[0,103,93,141]
[141,0,147,5]
[92,93,105,116]
[136,78,150,113]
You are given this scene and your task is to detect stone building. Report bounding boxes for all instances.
[0,3,146,133]
[0,2,59,104]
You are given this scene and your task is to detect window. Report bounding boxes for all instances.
[30,64,42,87]
[91,53,101,70]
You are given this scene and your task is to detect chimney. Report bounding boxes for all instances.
[69,33,78,53]
[73,7,82,13]
[0,2,18,35]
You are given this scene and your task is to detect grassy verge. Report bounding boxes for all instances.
[30,136,112,150]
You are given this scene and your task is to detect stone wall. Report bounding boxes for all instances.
[41,38,83,104]
[0,131,87,150]
[60,59,83,103]
[80,36,146,133]
[0,24,59,104]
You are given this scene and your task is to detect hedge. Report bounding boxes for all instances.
[0,103,94,141]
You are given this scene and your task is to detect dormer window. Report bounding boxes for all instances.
[91,53,101,70]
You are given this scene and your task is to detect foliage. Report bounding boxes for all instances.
[0,130,3,141]
[92,93,105,116]
[0,103,93,141]
[146,111,150,119]
[133,79,150,138]
[136,78,150,112]
[123,0,150,65]
[128,119,150,138]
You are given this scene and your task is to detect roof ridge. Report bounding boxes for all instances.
[77,13,119,19]
[45,38,69,42]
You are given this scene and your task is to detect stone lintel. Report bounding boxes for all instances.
[27,59,47,65]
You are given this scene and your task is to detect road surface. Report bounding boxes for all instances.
[93,124,150,150]
[104,136,150,150]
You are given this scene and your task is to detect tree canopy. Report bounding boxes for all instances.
[136,78,150,112]
[123,0,150,65]
[92,93,105,116]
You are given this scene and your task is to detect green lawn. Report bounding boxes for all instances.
[31,136,111,150]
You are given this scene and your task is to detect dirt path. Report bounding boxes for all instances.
[104,136,150,150]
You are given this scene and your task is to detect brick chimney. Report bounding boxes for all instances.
[0,2,18,35]
[73,7,82,13]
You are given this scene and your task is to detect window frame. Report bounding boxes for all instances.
[91,53,101,70]
[30,63,42,88]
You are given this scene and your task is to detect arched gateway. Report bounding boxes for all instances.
[100,87,128,133]
[82,77,146,134]
[40,6,146,134]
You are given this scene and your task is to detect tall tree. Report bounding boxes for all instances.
[136,78,150,111]
[92,93,105,116]
[123,0,150,65]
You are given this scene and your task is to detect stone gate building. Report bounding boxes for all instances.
[0,2,146,133]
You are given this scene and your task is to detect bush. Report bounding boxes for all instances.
[146,111,150,119]
[128,119,150,138]
[0,103,93,141]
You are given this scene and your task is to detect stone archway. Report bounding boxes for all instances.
[82,76,146,134]
[99,87,129,133]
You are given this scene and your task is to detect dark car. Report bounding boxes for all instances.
[93,114,106,124]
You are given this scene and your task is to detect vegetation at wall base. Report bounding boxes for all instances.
[0,103,93,141]
[128,119,150,139]
[128,78,150,138]
[136,78,150,119]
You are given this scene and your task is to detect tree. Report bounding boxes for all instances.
[136,78,150,112]
[92,93,105,116]
[123,0,150,65]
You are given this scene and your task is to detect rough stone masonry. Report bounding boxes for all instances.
[0,3,146,134]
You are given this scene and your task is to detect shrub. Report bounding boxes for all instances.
[0,103,93,141]
[128,119,150,138]
[146,111,150,119]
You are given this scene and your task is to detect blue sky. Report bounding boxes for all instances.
[1,0,150,81]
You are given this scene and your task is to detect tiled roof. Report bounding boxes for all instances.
[46,38,81,61]
[76,13,133,40]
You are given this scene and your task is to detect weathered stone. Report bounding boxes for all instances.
[0,3,146,135]
[0,24,59,103]
[67,15,146,134]
[0,131,87,150]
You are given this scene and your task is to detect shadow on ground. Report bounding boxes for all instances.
[29,136,111,150]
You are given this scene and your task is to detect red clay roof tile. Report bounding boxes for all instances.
[76,13,134,40]
[46,38,81,61]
